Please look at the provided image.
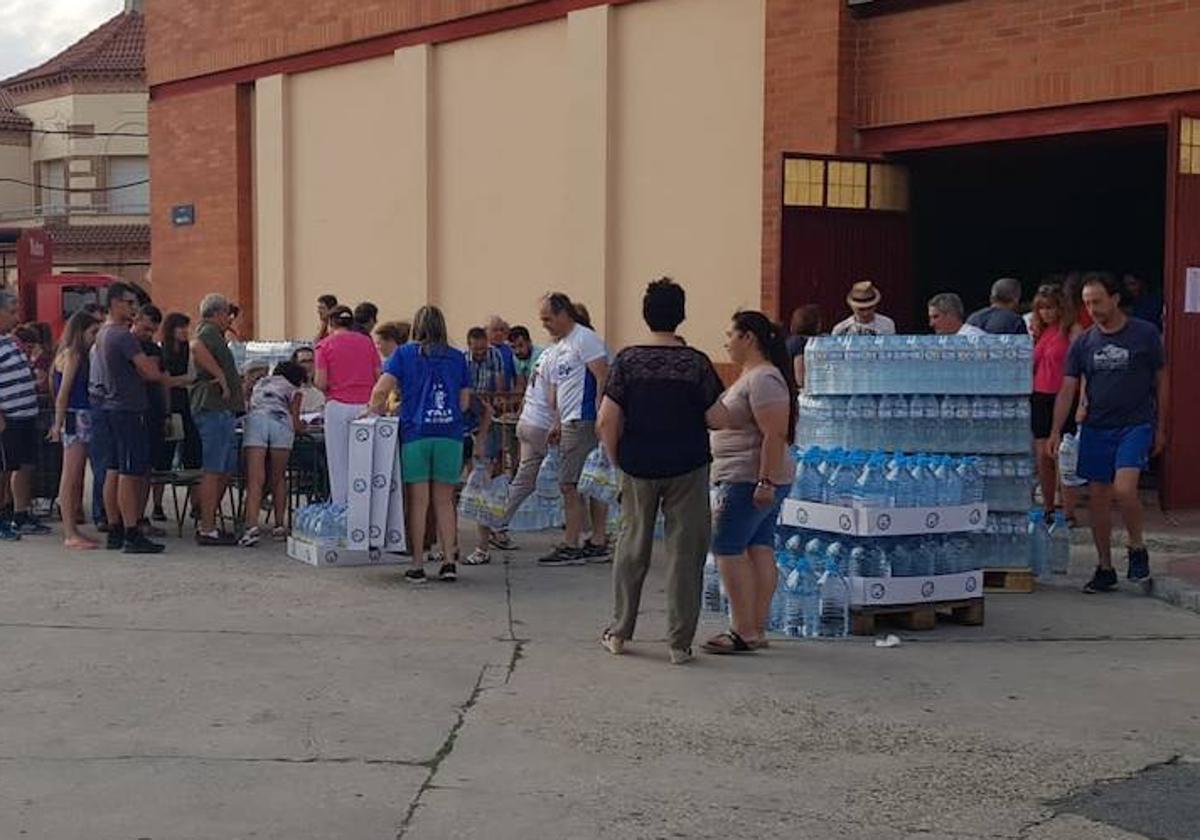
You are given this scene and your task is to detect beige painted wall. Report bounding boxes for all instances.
[18,94,148,163]
[286,55,418,339]
[0,142,33,219]
[611,0,765,359]
[264,0,766,356]
[433,19,570,347]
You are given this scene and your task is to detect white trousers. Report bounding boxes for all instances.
[324,400,366,505]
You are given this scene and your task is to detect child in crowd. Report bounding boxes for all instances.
[239,361,306,546]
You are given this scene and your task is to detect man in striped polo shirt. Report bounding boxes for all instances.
[0,290,50,540]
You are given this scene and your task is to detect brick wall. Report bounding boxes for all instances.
[147,0,542,86]
[857,0,1200,127]
[148,86,254,328]
[760,0,855,319]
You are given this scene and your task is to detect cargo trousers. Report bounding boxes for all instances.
[607,464,711,651]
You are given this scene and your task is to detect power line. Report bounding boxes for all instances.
[0,177,149,193]
[26,128,148,138]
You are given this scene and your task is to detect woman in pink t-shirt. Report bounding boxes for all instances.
[315,306,381,504]
[1030,286,1082,523]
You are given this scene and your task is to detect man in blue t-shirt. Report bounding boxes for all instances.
[1050,273,1165,593]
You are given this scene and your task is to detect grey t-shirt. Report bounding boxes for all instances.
[89,323,147,413]
[967,306,1028,335]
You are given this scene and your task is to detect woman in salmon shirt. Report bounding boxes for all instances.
[1030,285,1083,524]
[315,306,381,505]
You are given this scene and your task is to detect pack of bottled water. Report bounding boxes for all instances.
[979,455,1036,511]
[578,447,620,506]
[804,334,1033,396]
[294,502,348,545]
[799,394,1031,454]
[790,446,984,509]
[536,448,562,498]
[970,510,1070,575]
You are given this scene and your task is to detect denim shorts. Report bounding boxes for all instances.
[1077,423,1153,484]
[62,409,93,449]
[243,412,295,450]
[710,481,788,556]
[195,409,238,474]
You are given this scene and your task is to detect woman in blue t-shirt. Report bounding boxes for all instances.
[366,305,471,585]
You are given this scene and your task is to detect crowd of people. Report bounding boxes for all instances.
[0,263,1168,659]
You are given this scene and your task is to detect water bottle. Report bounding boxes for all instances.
[827,454,857,507]
[985,397,1003,453]
[913,395,941,451]
[703,554,724,613]
[1059,433,1085,488]
[1049,511,1071,574]
[887,455,915,508]
[818,542,851,638]
[939,396,958,452]
[851,454,891,509]
[891,537,916,577]
[952,395,972,451]
[860,396,879,451]
[933,456,964,506]
[915,535,939,577]
[846,395,866,448]
[1027,511,1047,575]
[892,394,912,452]
[913,455,938,507]
[958,456,984,504]
[830,397,848,448]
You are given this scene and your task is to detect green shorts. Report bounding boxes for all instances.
[402,438,464,485]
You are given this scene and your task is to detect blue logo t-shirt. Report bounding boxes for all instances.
[385,342,471,441]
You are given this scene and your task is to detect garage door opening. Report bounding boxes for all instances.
[898,127,1167,328]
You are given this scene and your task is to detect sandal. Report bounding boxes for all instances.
[488,531,518,551]
[701,630,757,655]
[271,526,288,542]
[64,536,99,551]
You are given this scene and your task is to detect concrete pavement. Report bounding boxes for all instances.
[0,528,1197,840]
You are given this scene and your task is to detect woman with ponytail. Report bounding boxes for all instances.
[703,310,797,655]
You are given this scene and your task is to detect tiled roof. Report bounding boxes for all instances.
[1,11,144,89]
[0,88,31,133]
[46,223,150,252]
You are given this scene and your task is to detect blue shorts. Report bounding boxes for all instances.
[90,410,151,477]
[195,409,239,474]
[243,412,295,450]
[1077,423,1153,484]
[711,482,788,556]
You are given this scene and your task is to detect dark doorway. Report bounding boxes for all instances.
[898,127,1167,325]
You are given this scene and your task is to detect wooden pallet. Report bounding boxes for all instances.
[850,598,984,636]
[983,567,1036,593]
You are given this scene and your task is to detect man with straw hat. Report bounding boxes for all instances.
[832,280,896,336]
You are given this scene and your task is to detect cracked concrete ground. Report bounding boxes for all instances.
[0,532,1197,840]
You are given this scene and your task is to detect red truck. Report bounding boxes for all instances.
[10,228,117,340]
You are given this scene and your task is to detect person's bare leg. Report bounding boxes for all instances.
[198,473,222,532]
[269,450,289,527]
[716,555,761,644]
[1035,440,1057,514]
[748,545,779,638]
[241,448,266,529]
[561,484,583,547]
[433,482,459,561]
[59,445,95,546]
[1088,482,1114,569]
[1114,468,1145,549]
[407,483,430,570]
[588,499,609,547]
[152,483,165,515]
[103,470,121,527]
[11,464,32,516]
[118,474,143,529]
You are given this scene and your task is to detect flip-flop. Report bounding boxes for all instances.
[701,630,757,655]
[64,537,99,550]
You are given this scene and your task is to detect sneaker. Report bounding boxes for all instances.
[96,521,110,534]
[238,526,262,548]
[138,519,167,538]
[1127,546,1151,581]
[581,541,611,563]
[464,548,491,566]
[438,562,458,582]
[537,545,586,566]
[195,530,238,547]
[105,526,124,551]
[669,647,694,665]
[1083,566,1119,594]
[13,514,51,536]
[404,568,428,585]
[123,531,165,554]
[488,530,518,551]
[151,507,168,522]
[426,549,445,565]
[600,630,624,655]
[0,521,21,542]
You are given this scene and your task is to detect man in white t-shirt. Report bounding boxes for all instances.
[928,292,986,335]
[831,280,897,336]
[537,293,610,566]
[483,340,558,554]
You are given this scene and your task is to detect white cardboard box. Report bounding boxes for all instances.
[286,536,403,568]
[369,418,399,548]
[779,499,987,537]
[384,442,407,552]
[347,419,375,550]
[848,570,983,607]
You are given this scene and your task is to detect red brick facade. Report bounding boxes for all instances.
[149,85,253,326]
